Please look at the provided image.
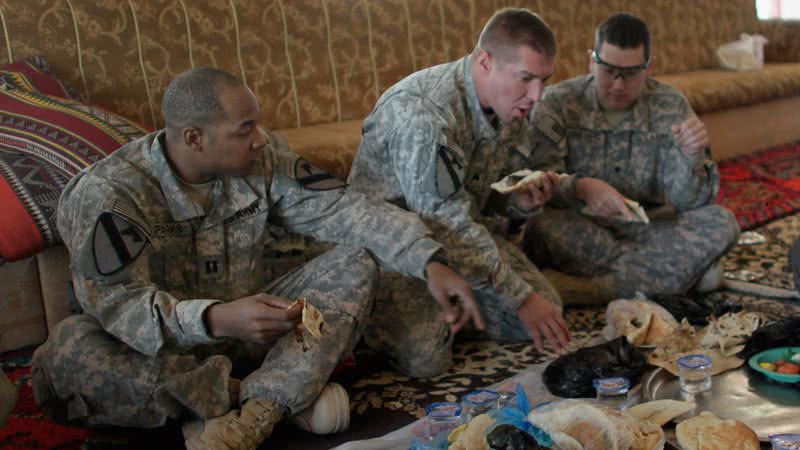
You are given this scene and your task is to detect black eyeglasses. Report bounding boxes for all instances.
[592,50,650,80]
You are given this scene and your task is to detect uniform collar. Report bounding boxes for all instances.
[463,55,499,141]
[149,130,260,225]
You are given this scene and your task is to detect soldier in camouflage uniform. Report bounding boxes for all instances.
[31,68,482,450]
[348,8,571,360]
[522,13,739,304]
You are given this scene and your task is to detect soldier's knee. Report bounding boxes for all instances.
[339,247,379,289]
[706,205,740,247]
[398,347,452,379]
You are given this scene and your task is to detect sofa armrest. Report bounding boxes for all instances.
[759,20,800,63]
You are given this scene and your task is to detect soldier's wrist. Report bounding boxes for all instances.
[424,248,449,279]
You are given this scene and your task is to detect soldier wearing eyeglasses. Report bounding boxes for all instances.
[521,13,739,304]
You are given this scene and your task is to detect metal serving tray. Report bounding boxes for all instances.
[642,366,800,441]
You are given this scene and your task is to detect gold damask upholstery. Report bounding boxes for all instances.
[0,0,797,164]
[657,64,800,115]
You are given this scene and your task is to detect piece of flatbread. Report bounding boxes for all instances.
[581,197,650,224]
[676,411,759,450]
[700,311,763,356]
[490,169,569,194]
[603,298,679,347]
[527,400,665,450]
[287,297,324,351]
[626,400,696,426]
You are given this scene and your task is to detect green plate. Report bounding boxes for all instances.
[748,347,800,384]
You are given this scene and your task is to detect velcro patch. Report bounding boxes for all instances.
[535,114,565,144]
[93,212,148,275]
[291,158,347,191]
[436,131,466,198]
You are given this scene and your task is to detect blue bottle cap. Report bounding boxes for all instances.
[461,389,501,406]
[592,377,630,395]
[425,401,462,418]
[678,354,712,369]
[770,434,800,450]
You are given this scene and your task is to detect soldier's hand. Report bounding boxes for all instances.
[205,293,302,344]
[511,171,560,212]
[576,177,632,220]
[425,262,485,334]
[516,293,571,353]
[671,117,708,159]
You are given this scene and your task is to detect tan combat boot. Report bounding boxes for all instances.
[290,383,350,434]
[543,269,618,305]
[183,398,283,450]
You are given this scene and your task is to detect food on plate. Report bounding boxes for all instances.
[603,298,679,347]
[647,319,744,376]
[447,413,495,450]
[675,411,759,450]
[700,311,763,356]
[526,400,664,450]
[490,169,568,194]
[287,297,324,352]
[625,400,696,426]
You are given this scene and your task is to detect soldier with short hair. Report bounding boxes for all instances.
[348,7,571,364]
[31,67,483,450]
[523,13,739,304]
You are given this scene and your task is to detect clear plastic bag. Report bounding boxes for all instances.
[716,33,768,71]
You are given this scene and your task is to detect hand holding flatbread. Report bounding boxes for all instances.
[287,297,324,351]
[490,169,569,194]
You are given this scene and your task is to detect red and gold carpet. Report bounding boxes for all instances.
[717,140,800,231]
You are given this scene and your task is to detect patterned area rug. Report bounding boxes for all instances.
[717,140,800,230]
[2,213,799,450]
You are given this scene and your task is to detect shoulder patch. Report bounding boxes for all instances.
[290,158,347,191]
[535,114,565,144]
[93,211,148,275]
[436,129,466,198]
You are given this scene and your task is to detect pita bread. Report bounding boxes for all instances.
[490,169,569,194]
[626,400,696,426]
[700,311,763,356]
[527,400,664,450]
[447,413,494,450]
[676,411,759,450]
[603,299,679,347]
[287,297,324,351]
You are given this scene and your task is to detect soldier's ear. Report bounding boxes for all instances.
[183,127,204,152]
[476,48,493,74]
[587,49,595,72]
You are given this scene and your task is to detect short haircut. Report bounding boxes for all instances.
[476,8,556,64]
[594,13,651,62]
[161,67,243,130]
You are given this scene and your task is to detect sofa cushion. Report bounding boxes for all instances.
[0,56,83,101]
[276,120,363,180]
[657,63,800,114]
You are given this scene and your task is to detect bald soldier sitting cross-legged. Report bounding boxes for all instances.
[31,67,483,450]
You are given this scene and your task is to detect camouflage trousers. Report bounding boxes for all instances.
[31,246,378,428]
[523,204,739,297]
[364,235,561,378]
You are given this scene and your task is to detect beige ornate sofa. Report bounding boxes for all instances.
[1,0,799,352]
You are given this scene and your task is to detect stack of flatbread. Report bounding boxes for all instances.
[603,299,679,347]
[675,411,759,450]
[647,311,763,376]
[490,169,569,194]
[526,399,694,450]
[287,297,324,352]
